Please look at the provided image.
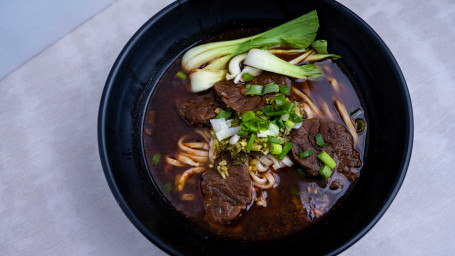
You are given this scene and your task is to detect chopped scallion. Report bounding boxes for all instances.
[279,85,290,95]
[176,71,187,80]
[263,83,279,94]
[273,94,286,107]
[281,102,295,113]
[270,143,283,155]
[355,119,366,133]
[299,150,313,158]
[246,133,256,153]
[263,105,274,113]
[241,111,256,122]
[152,154,160,165]
[315,133,327,147]
[245,84,264,95]
[319,164,332,179]
[241,122,258,132]
[277,142,293,160]
[265,110,287,117]
[242,72,254,82]
[318,150,336,169]
[285,119,295,129]
[276,118,285,128]
[289,112,302,123]
[268,137,281,144]
[238,129,249,137]
[215,110,232,119]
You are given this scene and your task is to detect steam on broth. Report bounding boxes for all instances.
[144,11,366,240]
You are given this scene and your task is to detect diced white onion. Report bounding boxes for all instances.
[257,133,268,138]
[225,119,233,128]
[216,127,241,141]
[210,118,228,132]
[229,134,240,144]
[259,155,273,166]
[281,156,294,167]
[293,122,303,129]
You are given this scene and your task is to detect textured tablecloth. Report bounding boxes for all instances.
[1,0,454,255]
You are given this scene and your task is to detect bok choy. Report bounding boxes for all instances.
[244,49,322,79]
[189,69,226,93]
[182,10,319,72]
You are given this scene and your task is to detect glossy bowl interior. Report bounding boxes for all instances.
[98,0,413,255]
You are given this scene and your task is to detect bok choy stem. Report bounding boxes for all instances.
[244,49,322,79]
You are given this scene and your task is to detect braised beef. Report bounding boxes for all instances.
[201,154,253,224]
[252,71,288,86]
[214,81,262,113]
[177,96,218,126]
[289,118,361,181]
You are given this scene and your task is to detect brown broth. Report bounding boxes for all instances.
[143,30,366,240]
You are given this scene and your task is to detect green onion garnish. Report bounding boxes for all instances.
[238,129,249,137]
[263,83,279,94]
[176,71,187,80]
[279,85,290,95]
[215,110,232,119]
[285,119,295,129]
[299,150,313,158]
[265,110,287,117]
[241,111,256,122]
[240,122,258,132]
[268,137,281,144]
[162,182,173,193]
[281,102,295,113]
[241,122,258,132]
[277,142,293,160]
[242,72,254,82]
[270,143,283,155]
[355,119,366,133]
[245,84,264,95]
[318,150,336,169]
[289,112,302,123]
[152,154,160,165]
[319,164,332,179]
[257,118,269,131]
[263,105,274,113]
[276,118,285,128]
[315,133,327,147]
[273,94,286,107]
[246,133,256,153]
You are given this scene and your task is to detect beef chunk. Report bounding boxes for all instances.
[213,72,288,113]
[252,72,288,86]
[177,96,218,126]
[201,155,253,224]
[214,81,262,113]
[289,118,361,181]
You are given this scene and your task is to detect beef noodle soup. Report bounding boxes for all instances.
[143,11,366,240]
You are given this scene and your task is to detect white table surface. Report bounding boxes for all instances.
[1,0,454,255]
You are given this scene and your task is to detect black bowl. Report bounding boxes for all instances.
[98,0,413,255]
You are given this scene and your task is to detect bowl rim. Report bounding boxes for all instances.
[98,0,413,255]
